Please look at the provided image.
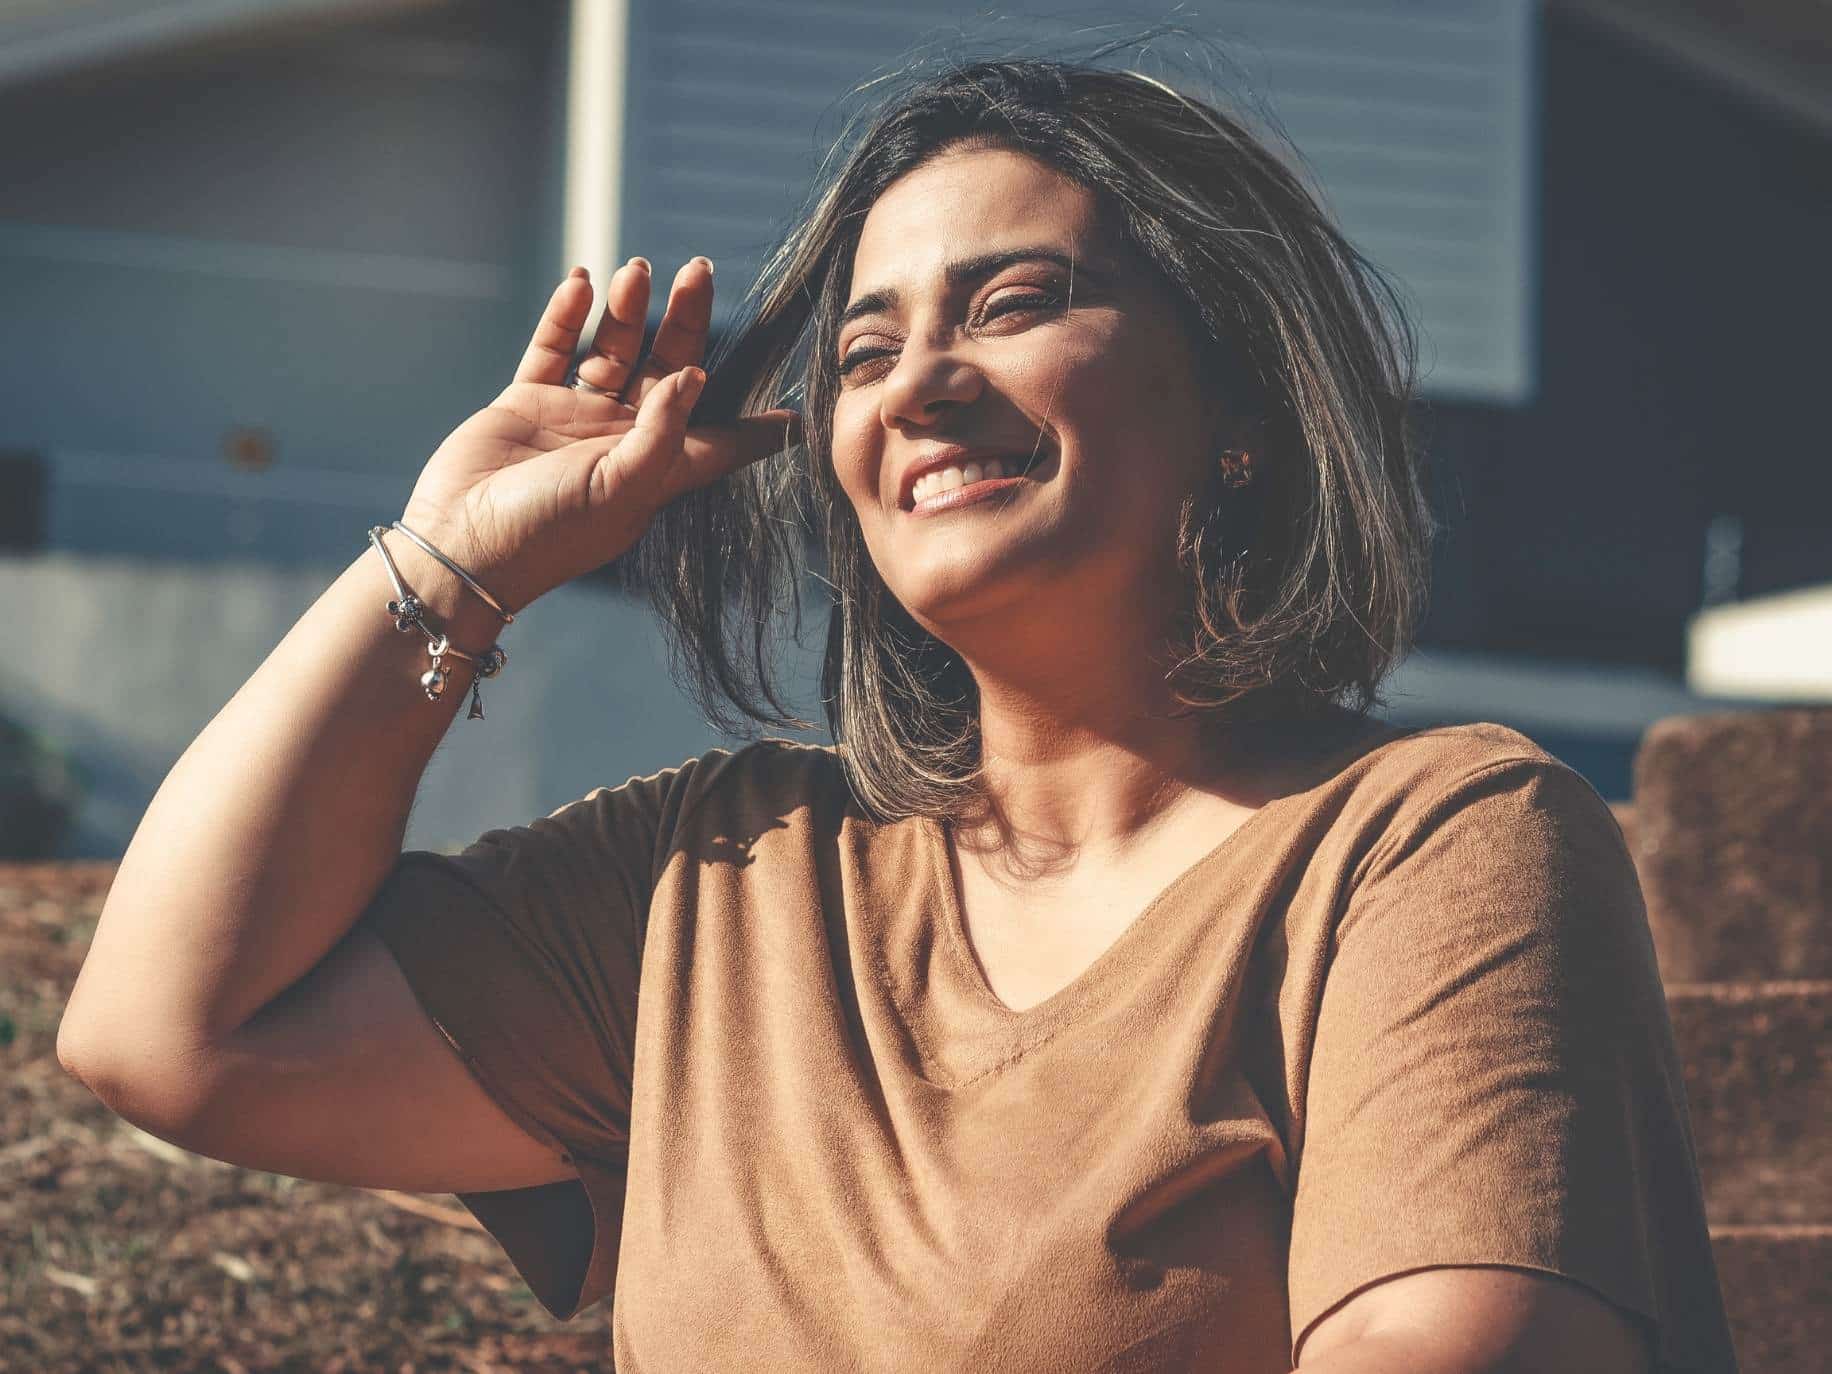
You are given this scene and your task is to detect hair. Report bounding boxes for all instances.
[632,31,1434,823]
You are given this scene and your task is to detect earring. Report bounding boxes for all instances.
[1217,449,1253,488]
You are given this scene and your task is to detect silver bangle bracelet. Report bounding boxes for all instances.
[368,525,509,720]
[389,519,515,624]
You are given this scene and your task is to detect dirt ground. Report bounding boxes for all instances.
[0,864,615,1373]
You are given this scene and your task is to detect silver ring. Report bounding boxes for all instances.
[567,371,618,398]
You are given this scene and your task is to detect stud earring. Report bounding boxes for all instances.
[1218,449,1254,488]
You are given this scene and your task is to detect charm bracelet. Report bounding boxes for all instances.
[367,524,510,720]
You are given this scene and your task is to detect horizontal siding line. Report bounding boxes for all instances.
[1348,230,1510,259]
[655,123,826,154]
[0,222,515,300]
[657,30,940,68]
[646,1,1507,55]
[1328,184,1493,212]
[647,72,1495,123]
[652,166,820,197]
[1221,47,1501,88]
[1367,273,1512,302]
[1200,0,1507,42]
[48,449,402,510]
[1299,139,1493,171]
[1337,214,1502,243]
[646,75,877,111]
[636,206,792,238]
[1272,87,1506,124]
[643,0,946,36]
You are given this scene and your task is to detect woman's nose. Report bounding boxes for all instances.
[878,334,982,431]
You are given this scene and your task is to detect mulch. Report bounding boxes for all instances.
[0,864,615,1373]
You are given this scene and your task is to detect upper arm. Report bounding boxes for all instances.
[1285,755,1737,1372]
[74,922,578,1195]
[1295,1265,1655,1370]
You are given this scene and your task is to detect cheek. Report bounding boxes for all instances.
[828,405,880,510]
[1048,335,1189,466]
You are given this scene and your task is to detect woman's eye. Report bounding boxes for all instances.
[837,346,894,378]
[978,290,1059,323]
[836,290,1063,378]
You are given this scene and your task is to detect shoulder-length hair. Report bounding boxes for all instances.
[635,41,1434,822]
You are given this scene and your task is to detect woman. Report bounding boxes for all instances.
[58,55,1734,1373]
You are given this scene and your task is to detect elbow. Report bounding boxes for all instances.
[55,1012,217,1146]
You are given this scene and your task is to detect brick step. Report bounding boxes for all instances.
[1625,710,1831,983]
[1667,981,1832,1227]
[1710,1225,1832,1374]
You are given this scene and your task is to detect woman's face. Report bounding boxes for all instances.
[830,143,1223,641]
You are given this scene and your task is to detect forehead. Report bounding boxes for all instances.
[848,145,1106,289]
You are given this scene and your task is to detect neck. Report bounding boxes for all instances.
[938,586,1258,863]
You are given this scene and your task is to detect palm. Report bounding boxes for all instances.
[399,258,798,609]
[414,386,637,535]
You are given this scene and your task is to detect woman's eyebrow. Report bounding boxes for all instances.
[838,246,1097,331]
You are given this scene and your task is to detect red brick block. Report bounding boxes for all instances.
[1667,981,1832,1226]
[1710,1226,1832,1374]
[1632,711,1832,982]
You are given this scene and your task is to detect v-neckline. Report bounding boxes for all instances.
[920,715,1400,1032]
[923,785,1288,1027]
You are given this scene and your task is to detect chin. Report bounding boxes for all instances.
[892,564,1041,633]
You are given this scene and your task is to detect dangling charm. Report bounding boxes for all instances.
[467,681,486,720]
[422,634,449,700]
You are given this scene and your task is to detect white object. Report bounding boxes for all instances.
[1687,583,1832,702]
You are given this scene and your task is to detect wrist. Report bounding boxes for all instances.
[370,528,509,658]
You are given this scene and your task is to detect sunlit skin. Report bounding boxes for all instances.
[831,143,1273,874]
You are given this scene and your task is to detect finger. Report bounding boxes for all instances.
[670,408,803,490]
[625,258,714,406]
[494,376,632,439]
[614,365,706,495]
[511,269,596,386]
[573,257,653,397]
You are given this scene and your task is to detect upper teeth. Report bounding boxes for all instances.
[912,458,1015,504]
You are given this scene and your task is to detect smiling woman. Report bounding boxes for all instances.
[658,57,1430,827]
[60,35,1736,1374]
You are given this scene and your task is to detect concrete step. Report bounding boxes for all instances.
[1711,1225,1832,1374]
[1667,981,1831,1227]
[1628,710,1831,982]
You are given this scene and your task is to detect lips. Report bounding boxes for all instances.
[896,445,1046,511]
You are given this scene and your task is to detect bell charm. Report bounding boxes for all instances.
[421,666,447,699]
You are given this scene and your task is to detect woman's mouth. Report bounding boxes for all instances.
[906,456,1038,516]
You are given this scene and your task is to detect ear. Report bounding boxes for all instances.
[1216,409,1268,455]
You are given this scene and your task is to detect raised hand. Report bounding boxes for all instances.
[399,257,800,613]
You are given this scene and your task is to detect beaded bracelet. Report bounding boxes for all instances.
[367,525,509,720]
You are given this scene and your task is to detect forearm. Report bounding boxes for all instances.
[59,532,511,1060]
[1295,1332,1483,1373]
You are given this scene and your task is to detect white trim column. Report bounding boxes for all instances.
[562,0,629,284]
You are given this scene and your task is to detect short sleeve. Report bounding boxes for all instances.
[1287,758,1739,1373]
[360,751,715,1322]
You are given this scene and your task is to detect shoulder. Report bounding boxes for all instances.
[1294,719,1629,888]
[1326,719,1607,819]
[582,736,848,833]
[1335,719,1566,796]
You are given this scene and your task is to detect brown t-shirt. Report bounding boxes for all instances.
[362,721,1737,1372]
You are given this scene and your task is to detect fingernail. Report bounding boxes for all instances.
[628,256,651,273]
[694,256,714,277]
[683,367,706,391]
[567,265,588,280]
